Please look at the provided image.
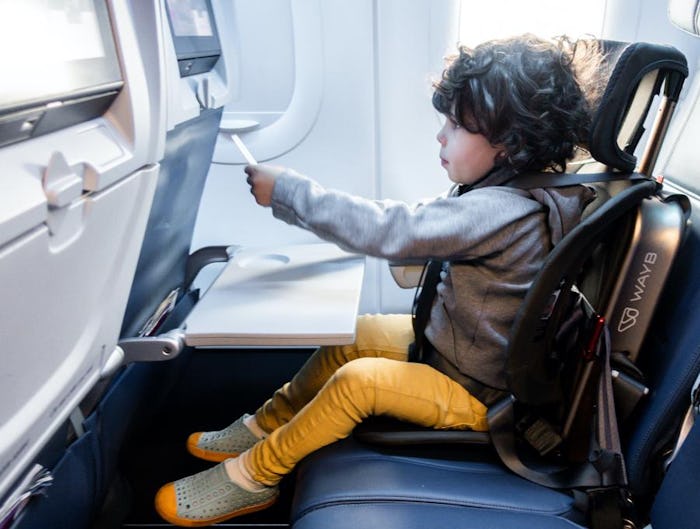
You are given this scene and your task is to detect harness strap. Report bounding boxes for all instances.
[503,171,653,190]
[487,323,628,490]
[409,259,442,363]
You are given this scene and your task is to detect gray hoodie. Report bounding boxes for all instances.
[270,168,595,390]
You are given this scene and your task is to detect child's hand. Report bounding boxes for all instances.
[244,164,285,207]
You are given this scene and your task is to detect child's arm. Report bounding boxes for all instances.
[243,164,544,261]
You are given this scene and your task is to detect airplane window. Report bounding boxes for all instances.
[227,0,295,124]
[458,0,606,45]
[212,0,324,164]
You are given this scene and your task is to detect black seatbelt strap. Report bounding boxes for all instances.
[595,329,627,485]
[409,259,443,362]
[487,326,628,487]
[503,171,653,190]
[588,329,633,529]
[487,325,632,527]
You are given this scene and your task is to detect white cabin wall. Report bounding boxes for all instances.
[603,0,700,183]
[374,0,461,312]
[193,0,461,315]
[193,0,381,312]
[603,0,699,75]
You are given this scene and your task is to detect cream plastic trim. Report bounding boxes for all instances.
[212,0,324,164]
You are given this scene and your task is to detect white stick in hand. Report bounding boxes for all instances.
[231,134,257,165]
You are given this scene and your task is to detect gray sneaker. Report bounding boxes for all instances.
[155,460,278,527]
[187,414,261,462]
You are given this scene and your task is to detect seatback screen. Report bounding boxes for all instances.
[167,0,214,37]
[164,0,221,76]
[0,0,121,114]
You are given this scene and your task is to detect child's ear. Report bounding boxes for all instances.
[493,148,507,165]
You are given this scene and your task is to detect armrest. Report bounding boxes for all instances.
[184,245,237,290]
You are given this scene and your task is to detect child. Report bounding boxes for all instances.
[155,34,602,526]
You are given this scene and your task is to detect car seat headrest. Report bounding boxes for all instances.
[589,40,688,172]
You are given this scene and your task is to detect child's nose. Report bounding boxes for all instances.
[436,128,446,146]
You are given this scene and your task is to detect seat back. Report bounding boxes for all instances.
[0,0,163,519]
[78,0,233,522]
[4,1,234,528]
[625,0,700,503]
[120,107,223,338]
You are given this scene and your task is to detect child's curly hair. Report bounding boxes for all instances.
[432,34,604,173]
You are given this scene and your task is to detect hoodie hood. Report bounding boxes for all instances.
[529,186,596,246]
[462,166,596,247]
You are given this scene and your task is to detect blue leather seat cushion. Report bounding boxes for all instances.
[294,502,586,529]
[292,439,580,525]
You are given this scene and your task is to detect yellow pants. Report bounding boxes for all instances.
[245,314,488,485]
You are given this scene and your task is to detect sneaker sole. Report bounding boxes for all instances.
[186,433,241,462]
[155,488,278,527]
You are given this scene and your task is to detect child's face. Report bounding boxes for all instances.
[437,116,502,186]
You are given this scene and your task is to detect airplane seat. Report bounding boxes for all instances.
[72,0,237,525]
[292,415,700,529]
[0,2,166,529]
[290,169,700,529]
[4,1,235,528]
[81,106,225,526]
[88,104,228,495]
[649,402,700,528]
[291,40,695,529]
[97,103,224,432]
[119,105,225,340]
[71,1,366,525]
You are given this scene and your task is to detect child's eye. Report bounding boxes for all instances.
[448,117,460,129]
